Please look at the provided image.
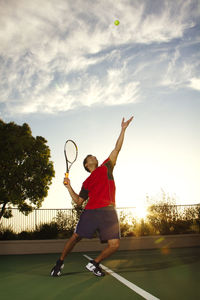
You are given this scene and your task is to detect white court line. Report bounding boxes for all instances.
[83,254,160,300]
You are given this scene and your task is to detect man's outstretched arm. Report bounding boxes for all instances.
[109,116,134,166]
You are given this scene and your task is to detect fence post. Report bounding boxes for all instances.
[35,209,37,230]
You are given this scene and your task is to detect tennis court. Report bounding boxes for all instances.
[0,247,199,300]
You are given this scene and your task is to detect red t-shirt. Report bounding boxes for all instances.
[79,158,116,209]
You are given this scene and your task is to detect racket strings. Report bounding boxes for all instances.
[65,141,77,163]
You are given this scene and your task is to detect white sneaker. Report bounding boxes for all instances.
[86,260,105,277]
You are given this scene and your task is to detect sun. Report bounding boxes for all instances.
[117,205,148,224]
[135,204,148,220]
[115,157,197,215]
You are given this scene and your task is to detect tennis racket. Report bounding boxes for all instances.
[64,140,78,178]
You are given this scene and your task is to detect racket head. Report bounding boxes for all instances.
[64,140,78,174]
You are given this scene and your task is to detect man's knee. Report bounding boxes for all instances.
[72,233,82,243]
[108,239,120,251]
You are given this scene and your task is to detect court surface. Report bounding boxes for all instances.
[0,247,199,300]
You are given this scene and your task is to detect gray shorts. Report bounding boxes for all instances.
[75,206,121,243]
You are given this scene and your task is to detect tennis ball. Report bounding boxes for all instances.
[114,20,120,26]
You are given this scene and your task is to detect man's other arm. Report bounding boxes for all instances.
[109,116,134,166]
[63,177,85,206]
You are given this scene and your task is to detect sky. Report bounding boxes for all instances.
[0,0,200,213]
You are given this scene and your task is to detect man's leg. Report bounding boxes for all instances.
[50,233,81,276]
[60,233,82,260]
[94,239,120,263]
[86,239,120,277]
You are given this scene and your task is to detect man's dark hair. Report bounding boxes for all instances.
[83,154,92,172]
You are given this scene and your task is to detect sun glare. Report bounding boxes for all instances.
[115,158,197,214]
[135,205,148,220]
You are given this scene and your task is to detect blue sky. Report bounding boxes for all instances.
[0,0,200,211]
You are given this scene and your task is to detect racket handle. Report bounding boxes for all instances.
[65,172,69,178]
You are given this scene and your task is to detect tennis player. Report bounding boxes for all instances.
[50,116,133,277]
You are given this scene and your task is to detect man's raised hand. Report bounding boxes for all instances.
[121,116,134,130]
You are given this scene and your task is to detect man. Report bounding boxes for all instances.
[50,116,133,277]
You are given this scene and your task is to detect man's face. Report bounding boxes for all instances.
[86,155,98,170]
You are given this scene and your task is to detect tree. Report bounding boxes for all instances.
[0,120,55,219]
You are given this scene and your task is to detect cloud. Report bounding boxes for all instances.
[160,48,184,87]
[0,0,199,116]
[159,42,200,90]
[6,65,140,114]
[0,0,197,56]
[189,78,200,91]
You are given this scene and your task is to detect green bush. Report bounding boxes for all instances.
[147,201,200,235]
[18,231,34,240]
[33,222,60,239]
[134,219,155,237]
[0,226,17,240]
[53,210,77,232]
[119,211,136,237]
